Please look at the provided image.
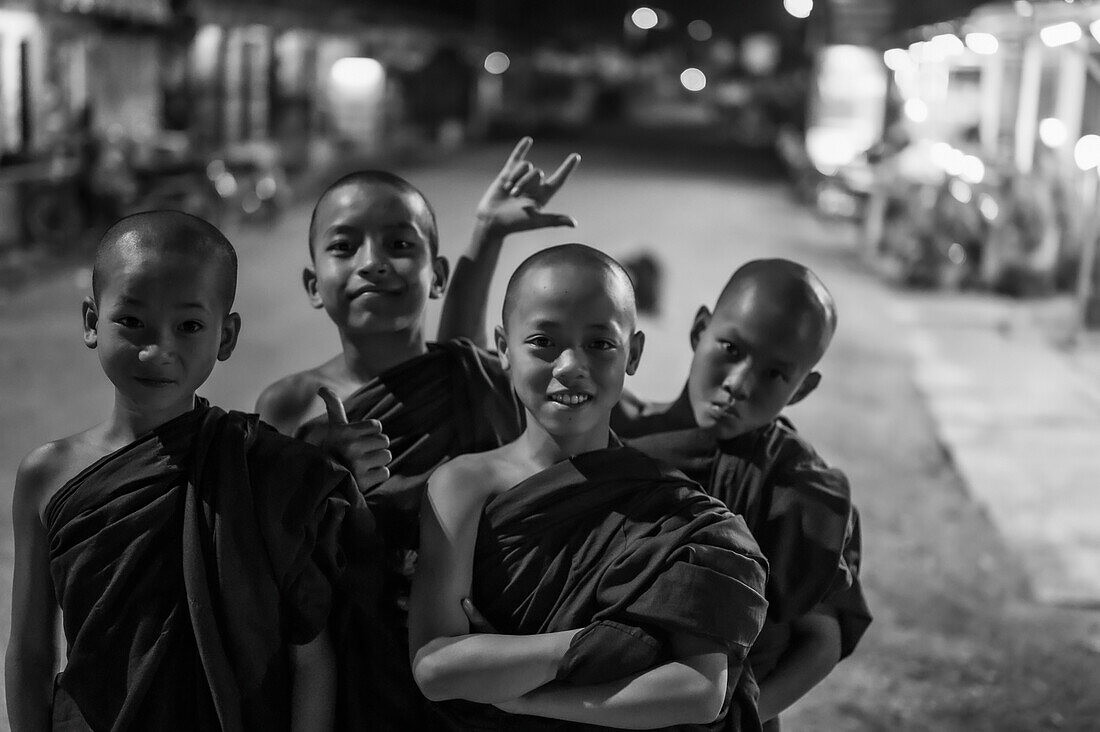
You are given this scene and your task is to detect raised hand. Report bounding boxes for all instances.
[476,137,581,237]
[318,386,391,492]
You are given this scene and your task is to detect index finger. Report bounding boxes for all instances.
[544,153,581,193]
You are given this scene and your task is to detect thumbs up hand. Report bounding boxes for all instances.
[318,386,391,492]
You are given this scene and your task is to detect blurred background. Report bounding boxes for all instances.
[2,0,1100,728]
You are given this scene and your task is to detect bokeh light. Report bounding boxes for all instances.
[680,67,707,92]
[687,19,713,42]
[783,0,813,19]
[484,51,510,75]
[1040,21,1081,47]
[965,32,999,55]
[904,98,928,123]
[1039,117,1068,148]
[631,7,659,30]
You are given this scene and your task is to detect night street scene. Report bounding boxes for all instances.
[2,0,1100,729]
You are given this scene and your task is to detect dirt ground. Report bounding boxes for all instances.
[781,254,1100,732]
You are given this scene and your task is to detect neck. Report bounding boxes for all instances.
[106,392,196,444]
[338,325,429,381]
[515,417,612,471]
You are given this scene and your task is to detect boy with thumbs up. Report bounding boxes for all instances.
[254,139,580,729]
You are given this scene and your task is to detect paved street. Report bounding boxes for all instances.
[1,139,1098,729]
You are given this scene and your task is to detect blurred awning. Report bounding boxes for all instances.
[43,0,174,27]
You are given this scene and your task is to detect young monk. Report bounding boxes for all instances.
[409,244,770,730]
[6,211,374,731]
[441,248,870,727]
[610,259,872,729]
[255,138,580,729]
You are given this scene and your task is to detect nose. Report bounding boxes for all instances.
[552,348,588,382]
[356,238,389,276]
[721,362,754,402]
[138,332,175,363]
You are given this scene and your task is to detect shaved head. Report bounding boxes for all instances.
[502,244,637,330]
[308,170,438,256]
[716,258,836,363]
[92,211,237,310]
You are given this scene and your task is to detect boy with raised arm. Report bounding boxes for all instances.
[612,260,871,728]
[6,212,373,731]
[410,244,769,730]
[254,139,581,728]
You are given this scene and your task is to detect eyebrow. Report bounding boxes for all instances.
[118,296,209,311]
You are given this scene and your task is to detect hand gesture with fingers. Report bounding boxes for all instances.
[318,387,391,493]
[476,137,581,237]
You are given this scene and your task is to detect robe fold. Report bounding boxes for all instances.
[295,337,524,730]
[45,398,375,732]
[431,444,769,732]
[613,399,872,683]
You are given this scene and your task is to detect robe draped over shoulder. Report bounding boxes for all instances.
[295,338,524,730]
[613,396,872,680]
[45,399,374,731]
[431,445,769,731]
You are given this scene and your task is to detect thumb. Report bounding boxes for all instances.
[318,386,348,426]
[530,211,577,229]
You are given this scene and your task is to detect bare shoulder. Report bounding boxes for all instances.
[15,431,100,522]
[428,448,512,513]
[255,363,334,434]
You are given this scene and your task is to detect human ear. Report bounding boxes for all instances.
[787,371,821,406]
[429,256,451,299]
[626,331,645,376]
[494,326,510,372]
[302,266,323,309]
[82,297,98,349]
[217,312,242,362]
[690,306,712,350]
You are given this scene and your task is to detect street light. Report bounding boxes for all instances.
[1089,19,1100,44]
[1073,134,1100,170]
[687,19,712,42]
[883,48,910,71]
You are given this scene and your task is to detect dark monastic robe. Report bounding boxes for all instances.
[46,399,376,731]
[612,395,872,684]
[295,338,524,730]
[431,444,770,732]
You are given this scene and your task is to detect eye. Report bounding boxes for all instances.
[326,239,354,255]
[717,340,742,358]
[767,368,789,382]
[179,320,205,334]
[116,316,143,329]
[589,339,616,351]
[526,335,553,348]
[390,239,415,251]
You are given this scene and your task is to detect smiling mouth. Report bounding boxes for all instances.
[135,376,175,388]
[349,286,400,299]
[548,392,593,406]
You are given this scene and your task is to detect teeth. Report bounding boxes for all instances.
[550,393,591,405]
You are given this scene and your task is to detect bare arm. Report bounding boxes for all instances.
[438,137,579,347]
[289,628,336,732]
[6,451,60,732]
[408,461,579,703]
[496,632,729,729]
[757,610,842,722]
